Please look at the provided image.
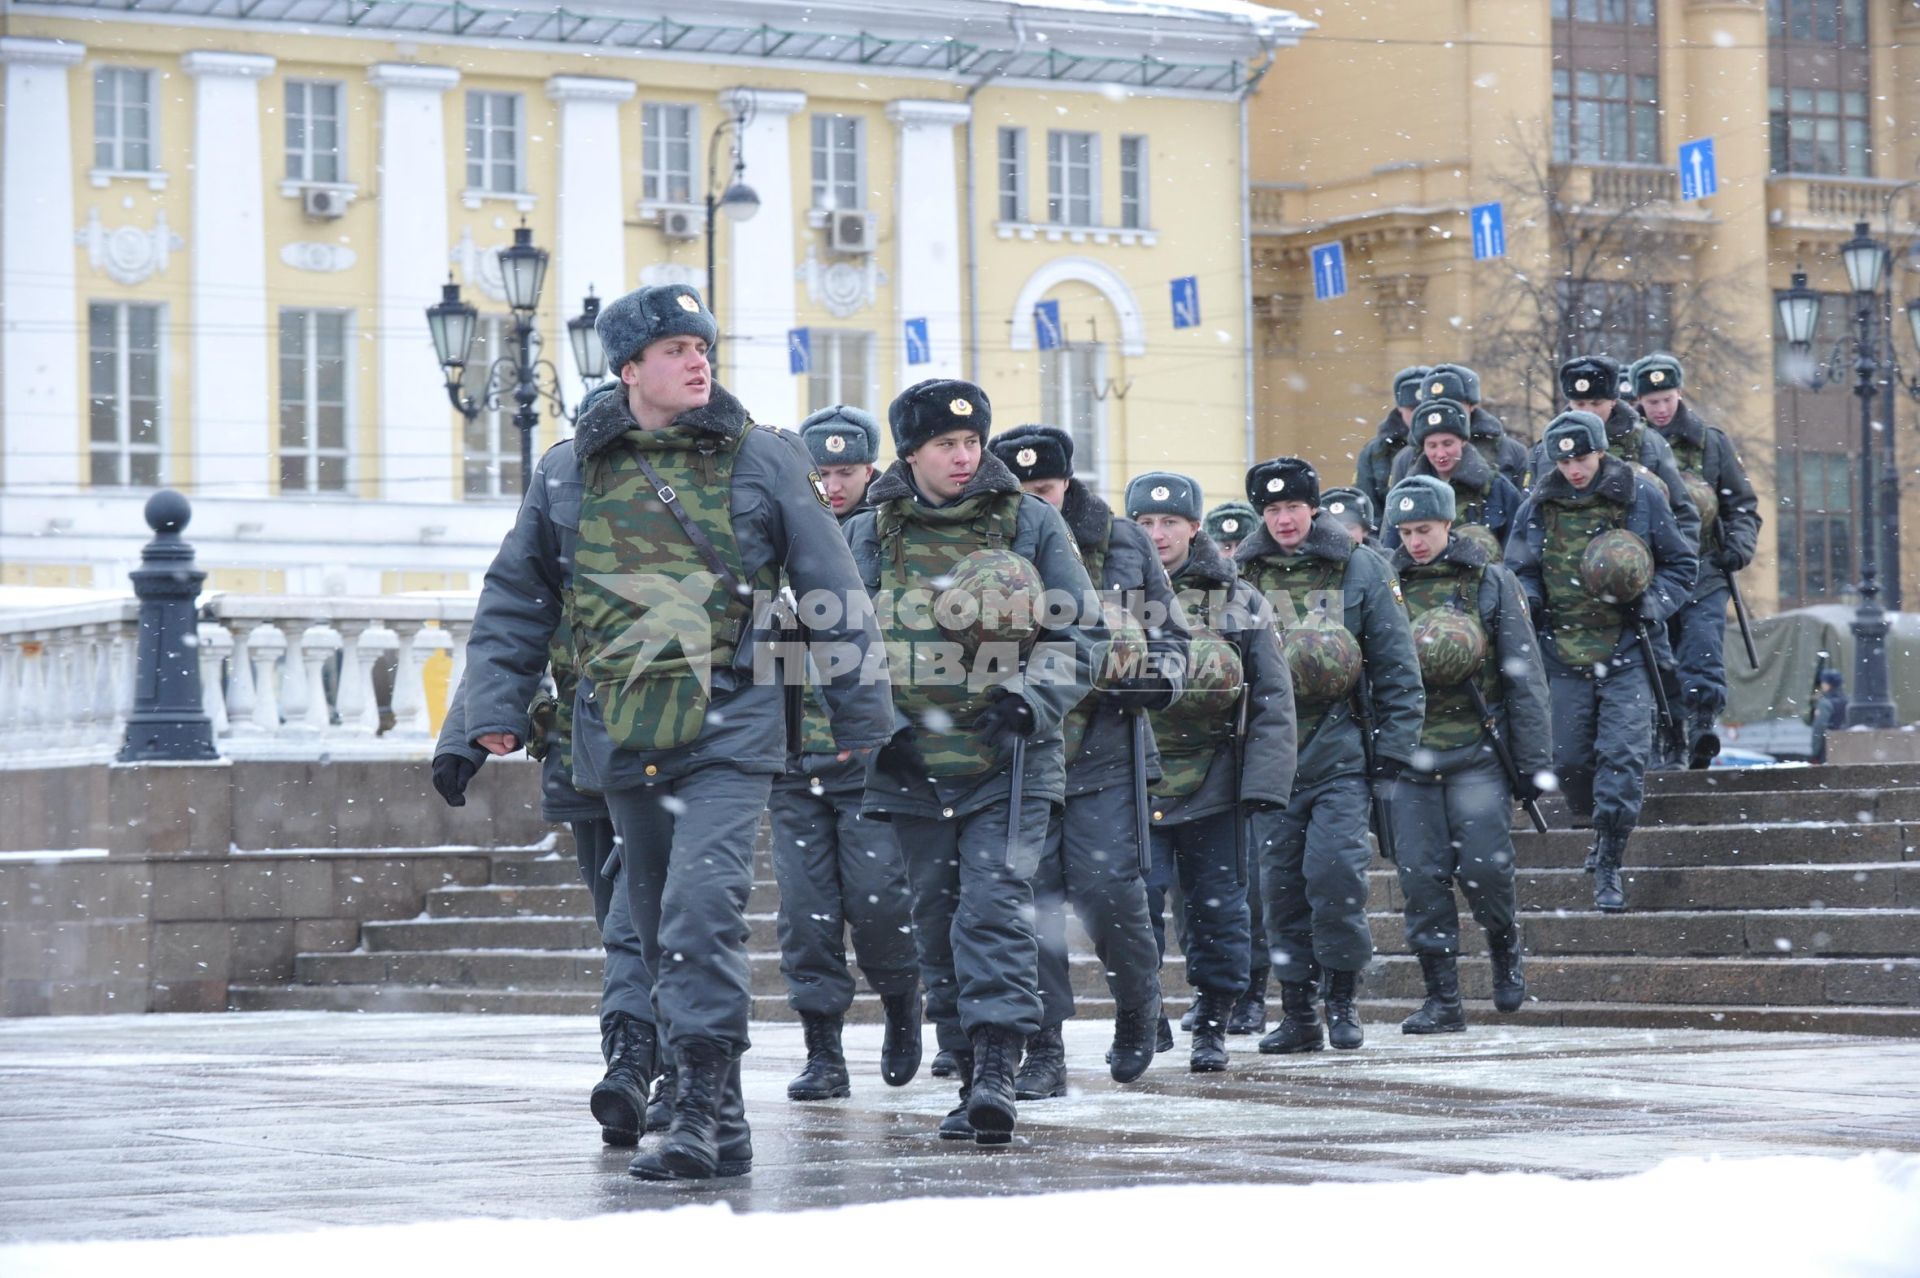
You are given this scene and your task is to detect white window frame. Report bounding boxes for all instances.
[805,329,875,416]
[997,126,1028,223]
[87,301,166,489]
[284,79,346,186]
[1039,341,1105,485]
[1119,135,1149,230]
[810,114,867,213]
[641,102,698,207]
[91,65,165,188]
[1047,130,1099,227]
[278,308,353,495]
[461,315,522,500]
[464,91,525,199]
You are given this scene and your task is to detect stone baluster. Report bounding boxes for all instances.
[445,619,472,704]
[389,621,430,737]
[299,624,342,734]
[355,627,397,736]
[416,626,453,734]
[43,631,74,749]
[246,622,286,735]
[279,619,310,723]
[196,622,233,736]
[109,622,136,727]
[224,620,256,725]
[17,636,46,741]
[334,621,368,728]
[0,639,17,735]
[77,628,106,748]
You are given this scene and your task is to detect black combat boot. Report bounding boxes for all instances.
[1687,706,1721,771]
[645,1065,674,1132]
[880,989,923,1087]
[931,1050,959,1078]
[1488,927,1527,1013]
[787,1013,852,1101]
[1257,980,1324,1054]
[628,1037,730,1181]
[1592,834,1628,913]
[931,1022,966,1078]
[1156,1016,1175,1053]
[1227,971,1268,1035]
[937,1051,976,1140]
[1014,1023,1067,1100]
[711,1056,753,1178]
[1400,954,1467,1035]
[1324,970,1364,1050]
[1179,999,1200,1033]
[591,1011,656,1146]
[1188,990,1231,1073]
[967,1027,1022,1145]
[1108,997,1160,1084]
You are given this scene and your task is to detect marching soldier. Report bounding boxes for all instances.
[1320,486,1386,556]
[463,285,894,1181]
[1506,412,1697,913]
[1354,366,1430,514]
[1383,398,1522,556]
[1129,471,1296,1072]
[1544,354,1701,552]
[1205,500,1259,557]
[847,381,1104,1145]
[1382,476,1550,1032]
[1392,363,1531,491]
[987,425,1187,1096]
[1239,459,1424,1054]
[1631,354,1762,769]
[772,405,924,1102]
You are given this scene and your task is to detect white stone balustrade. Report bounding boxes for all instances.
[0,593,475,767]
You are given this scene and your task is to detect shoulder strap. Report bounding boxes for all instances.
[627,447,747,604]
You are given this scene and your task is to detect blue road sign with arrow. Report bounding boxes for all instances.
[1471,201,1506,260]
[904,317,930,366]
[1310,242,1347,301]
[1034,299,1063,351]
[788,328,811,376]
[1171,276,1201,329]
[1679,137,1717,202]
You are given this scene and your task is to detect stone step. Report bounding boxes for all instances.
[1645,762,1920,796]
[227,983,602,1016]
[485,855,583,887]
[1368,909,1920,959]
[424,885,592,918]
[1506,821,1915,867]
[363,916,602,952]
[1637,789,1920,827]
[295,949,604,988]
[1360,954,1919,1008]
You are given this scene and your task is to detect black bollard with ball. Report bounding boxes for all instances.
[117,489,219,762]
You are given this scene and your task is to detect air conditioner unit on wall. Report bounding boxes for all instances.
[829,209,874,255]
[660,206,701,240]
[302,186,348,219]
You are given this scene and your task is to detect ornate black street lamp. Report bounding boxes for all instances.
[704,103,760,378]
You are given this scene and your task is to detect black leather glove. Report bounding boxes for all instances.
[432,754,478,807]
[975,691,1036,750]
[1369,756,1404,783]
[1712,548,1746,573]
[1102,675,1176,712]
[1513,773,1546,804]
[875,729,929,787]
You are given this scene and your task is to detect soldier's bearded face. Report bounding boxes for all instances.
[1399,519,1449,564]
[1136,513,1197,570]
[906,429,981,503]
[1423,433,1465,476]
[1639,389,1681,427]
[819,463,874,514]
[623,336,712,426]
[1021,478,1070,509]
[1557,452,1603,488]
[1264,500,1314,549]
[1569,396,1614,420]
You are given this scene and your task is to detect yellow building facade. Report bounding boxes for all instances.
[1,0,1309,594]
[1249,0,1920,617]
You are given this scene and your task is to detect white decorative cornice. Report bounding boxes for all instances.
[77,207,183,286]
[281,242,359,273]
[367,63,461,92]
[886,99,971,129]
[547,75,636,103]
[720,87,806,118]
[0,36,86,66]
[180,50,276,79]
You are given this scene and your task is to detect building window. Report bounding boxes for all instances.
[642,103,696,206]
[1555,279,1673,364]
[998,126,1027,222]
[1769,87,1870,177]
[1775,451,1853,604]
[1119,135,1148,230]
[811,114,865,212]
[278,309,351,494]
[1768,0,1867,43]
[1047,131,1098,227]
[1553,70,1659,164]
[461,316,522,498]
[87,302,164,488]
[284,80,344,185]
[465,91,523,194]
[1551,0,1655,21]
[805,330,873,415]
[1039,342,1104,484]
[1768,0,1871,176]
[93,66,155,173]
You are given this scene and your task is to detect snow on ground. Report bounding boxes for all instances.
[5,1152,1917,1278]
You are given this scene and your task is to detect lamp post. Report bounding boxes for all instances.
[704,104,760,378]
[426,223,606,493]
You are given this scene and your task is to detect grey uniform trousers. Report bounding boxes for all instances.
[572,818,654,1027]
[1549,663,1654,839]
[1031,779,1163,1027]
[892,795,1047,1038]
[1257,773,1374,978]
[607,764,771,1056]
[1391,757,1518,956]
[1669,583,1731,716]
[767,754,918,1017]
[1145,809,1251,998]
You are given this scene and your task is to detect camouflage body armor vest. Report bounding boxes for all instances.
[1667,434,1722,556]
[1242,551,1349,748]
[1448,475,1490,528]
[1062,520,1114,762]
[1541,493,1630,669]
[568,423,776,752]
[525,614,580,776]
[1148,582,1240,799]
[876,491,1028,777]
[1400,559,1497,751]
[1471,435,1503,475]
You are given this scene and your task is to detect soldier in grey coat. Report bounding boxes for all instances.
[1384,476,1551,1034]
[1507,412,1698,913]
[770,405,923,1103]
[462,285,893,1181]
[988,426,1187,1096]
[1239,459,1424,1055]
[1382,399,1523,554]
[1390,364,1531,492]
[1354,365,1430,514]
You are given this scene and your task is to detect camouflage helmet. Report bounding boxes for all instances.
[1090,599,1151,690]
[1284,610,1362,703]
[1681,472,1718,532]
[1156,628,1245,734]
[1580,528,1654,604]
[1412,606,1488,688]
[1456,523,1503,562]
[936,549,1045,654]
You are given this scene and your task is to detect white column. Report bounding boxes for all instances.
[886,100,970,388]
[2,39,86,492]
[718,88,806,421]
[370,64,460,501]
[547,77,634,395]
[181,51,276,497]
